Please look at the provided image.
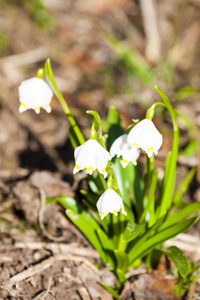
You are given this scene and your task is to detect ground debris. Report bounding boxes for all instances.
[131,271,178,300]
[0,251,116,300]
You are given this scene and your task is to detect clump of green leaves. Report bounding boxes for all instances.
[42,59,199,287]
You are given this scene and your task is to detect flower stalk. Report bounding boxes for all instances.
[44,58,85,146]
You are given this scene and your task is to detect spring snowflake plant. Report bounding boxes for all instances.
[20,59,199,294]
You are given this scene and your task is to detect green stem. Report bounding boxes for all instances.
[155,86,179,217]
[117,213,127,251]
[138,155,151,219]
[44,58,85,146]
[139,156,154,223]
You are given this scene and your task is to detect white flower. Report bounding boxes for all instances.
[120,143,140,168]
[127,119,163,158]
[110,134,140,168]
[18,77,53,114]
[73,139,110,178]
[96,188,127,220]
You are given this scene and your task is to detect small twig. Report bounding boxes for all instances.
[13,241,99,258]
[0,47,48,69]
[42,277,52,300]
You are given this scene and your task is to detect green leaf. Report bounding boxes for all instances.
[158,202,200,231]
[127,215,166,262]
[161,246,189,277]
[97,229,115,268]
[46,196,99,228]
[173,168,196,205]
[112,158,134,217]
[88,173,107,192]
[66,209,107,263]
[97,229,115,251]
[129,217,198,264]
[102,283,119,299]
[80,189,99,205]
[69,125,80,149]
[106,35,154,85]
[45,196,81,212]
[175,86,197,101]
[107,106,124,149]
[140,169,159,225]
[123,221,145,242]
[179,140,197,156]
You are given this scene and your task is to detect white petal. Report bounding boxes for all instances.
[35,107,40,114]
[120,159,128,168]
[46,105,51,113]
[110,134,127,158]
[19,104,27,113]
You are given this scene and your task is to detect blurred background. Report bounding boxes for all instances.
[0,1,200,298]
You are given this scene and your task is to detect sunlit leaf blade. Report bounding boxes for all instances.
[106,35,154,85]
[127,215,166,261]
[96,229,115,268]
[66,209,106,263]
[161,246,189,277]
[155,86,179,216]
[80,189,99,205]
[175,86,197,101]
[69,125,81,148]
[158,202,200,231]
[112,158,133,212]
[45,196,81,212]
[97,229,115,250]
[129,217,198,264]
[179,140,197,156]
[107,106,124,150]
[47,196,100,229]
[102,283,119,299]
[123,221,145,242]
[173,168,196,205]
[140,170,159,225]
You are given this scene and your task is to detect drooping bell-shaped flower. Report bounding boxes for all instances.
[18,77,53,114]
[110,134,140,167]
[120,143,140,168]
[96,188,127,220]
[127,119,163,158]
[73,139,110,178]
